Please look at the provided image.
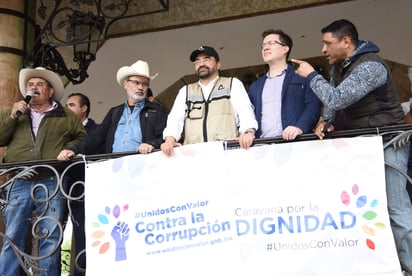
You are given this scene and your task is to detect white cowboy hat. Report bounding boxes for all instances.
[19,67,64,101]
[116,60,158,86]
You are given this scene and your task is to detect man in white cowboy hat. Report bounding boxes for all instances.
[0,67,86,275]
[161,46,258,156]
[57,59,168,159]
[58,61,167,275]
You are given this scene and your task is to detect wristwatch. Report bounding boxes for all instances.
[244,130,255,136]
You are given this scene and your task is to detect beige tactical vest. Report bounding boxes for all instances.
[183,77,238,144]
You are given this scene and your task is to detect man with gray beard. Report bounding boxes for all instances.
[58,60,168,159]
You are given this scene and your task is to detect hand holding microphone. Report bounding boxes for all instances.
[15,91,34,118]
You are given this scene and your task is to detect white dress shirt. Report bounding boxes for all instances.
[163,76,258,141]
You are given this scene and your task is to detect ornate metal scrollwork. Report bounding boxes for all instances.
[25,0,170,84]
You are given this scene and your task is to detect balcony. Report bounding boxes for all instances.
[1,124,412,275]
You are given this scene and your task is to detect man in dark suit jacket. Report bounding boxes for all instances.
[66,93,99,134]
[64,92,101,276]
[248,29,320,140]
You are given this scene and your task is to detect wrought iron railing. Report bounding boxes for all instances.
[1,124,412,275]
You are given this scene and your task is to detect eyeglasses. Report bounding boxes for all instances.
[193,57,214,65]
[127,79,149,87]
[259,40,286,50]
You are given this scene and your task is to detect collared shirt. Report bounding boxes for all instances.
[163,76,258,140]
[260,70,286,138]
[30,101,58,137]
[112,100,145,152]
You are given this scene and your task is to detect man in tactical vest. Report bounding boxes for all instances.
[161,46,258,156]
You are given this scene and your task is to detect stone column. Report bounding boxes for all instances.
[0,0,36,251]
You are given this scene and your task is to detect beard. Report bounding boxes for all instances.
[129,89,146,104]
[196,66,213,79]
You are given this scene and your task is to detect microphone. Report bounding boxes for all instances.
[16,91,34,117]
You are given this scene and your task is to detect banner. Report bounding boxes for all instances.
[85,137,402,275]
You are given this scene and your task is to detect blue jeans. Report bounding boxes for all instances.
[385,143,412,272]
[0,176,67,276]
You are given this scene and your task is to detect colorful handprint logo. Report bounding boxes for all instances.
[91,204,130,261]
[341,184,386,250]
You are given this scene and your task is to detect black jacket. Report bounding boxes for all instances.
[70,100,168,154]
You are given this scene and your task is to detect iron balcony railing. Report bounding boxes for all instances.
[1,124,412,275]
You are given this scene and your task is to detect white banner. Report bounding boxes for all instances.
[85,137,402,275]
